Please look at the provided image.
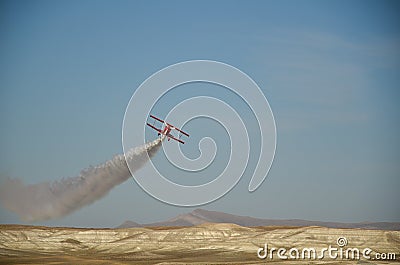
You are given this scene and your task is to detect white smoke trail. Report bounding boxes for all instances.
[0,138,163,222]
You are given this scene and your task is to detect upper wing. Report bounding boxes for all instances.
[169,125,189,137]
[150,115,165,123]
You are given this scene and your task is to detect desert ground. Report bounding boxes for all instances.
[0,223,399,264]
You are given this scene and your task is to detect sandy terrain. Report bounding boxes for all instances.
[0,223,399,264]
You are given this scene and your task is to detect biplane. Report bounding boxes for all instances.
[146,114,189,144]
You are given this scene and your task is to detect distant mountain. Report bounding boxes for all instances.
[116,209,400,230]
[116,220,142,228]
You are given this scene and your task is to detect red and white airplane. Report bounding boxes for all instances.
[146,114,189,144]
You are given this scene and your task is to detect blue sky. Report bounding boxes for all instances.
[1,0,399,227]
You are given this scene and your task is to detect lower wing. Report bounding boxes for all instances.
[167,134,185,144]
[146,123,162,133]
